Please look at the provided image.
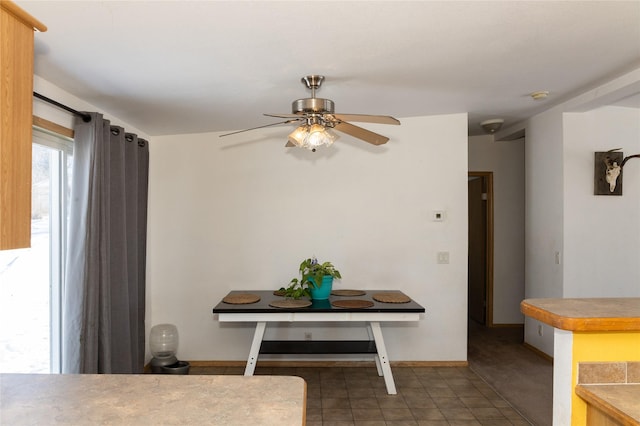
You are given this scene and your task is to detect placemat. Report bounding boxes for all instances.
[372,292,411,303]
[331,289,366,296]
[331,299,374,309]
[273,289,286,297]
[222,293,261,304]
[269,299,312,308]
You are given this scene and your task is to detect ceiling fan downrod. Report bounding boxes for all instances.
[301,75,324,97]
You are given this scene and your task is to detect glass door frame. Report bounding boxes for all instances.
[33,127,73,374]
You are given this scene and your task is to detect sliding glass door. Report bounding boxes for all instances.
[0,128,72,373]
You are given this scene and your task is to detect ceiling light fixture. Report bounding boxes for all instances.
[221,75,399,150]
[287,116,338,151]
[480,118,504,134]
[530,90,550,100]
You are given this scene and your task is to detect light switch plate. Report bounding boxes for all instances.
[437,251,450,264]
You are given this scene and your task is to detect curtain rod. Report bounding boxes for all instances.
[33,92,92,123]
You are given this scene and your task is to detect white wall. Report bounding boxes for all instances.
[33,70,640,364]
[468,135,525,324]
[563,106,640,296]
[521,67,640,356]
[33,76,148,138]
[146,115,470,362]
[523,109,566,355]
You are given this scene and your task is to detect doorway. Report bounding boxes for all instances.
[468,172,493,326]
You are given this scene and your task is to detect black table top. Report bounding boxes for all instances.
[212,290,426,314]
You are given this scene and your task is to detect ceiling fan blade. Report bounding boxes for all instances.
[334,122,390,145]
[264,113,302,119]
[219,118,303,137]
[334,114,400,125]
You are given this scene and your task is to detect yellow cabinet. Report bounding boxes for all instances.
[0,1,46,250]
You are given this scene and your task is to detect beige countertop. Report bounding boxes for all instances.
[576,384,640,425]
[1,373,306,425]
[520,298,640,331]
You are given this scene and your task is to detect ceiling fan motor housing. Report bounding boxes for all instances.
[292,98,335,115]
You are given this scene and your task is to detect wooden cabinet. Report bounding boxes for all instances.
[0,1,46,250]
[576,384,640,426]
[586,405,624,426]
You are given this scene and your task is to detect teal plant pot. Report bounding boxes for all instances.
[308,275,333,300]
[311,299,332,309]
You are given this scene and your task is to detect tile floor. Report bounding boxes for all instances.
[467,323,552,426]
[189,365,532,425]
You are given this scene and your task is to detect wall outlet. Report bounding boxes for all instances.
[555,251,561,265]
[304,332,312,341]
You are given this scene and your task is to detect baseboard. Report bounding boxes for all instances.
[523,342,554,364]
[184,360,468,368]
[487,323,524,328]
[392,360,468,367]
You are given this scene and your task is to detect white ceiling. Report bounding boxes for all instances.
[18,1,640,137]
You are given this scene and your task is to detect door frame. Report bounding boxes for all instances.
[468,171,495,326]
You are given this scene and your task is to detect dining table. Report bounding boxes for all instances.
[212,289,425,395]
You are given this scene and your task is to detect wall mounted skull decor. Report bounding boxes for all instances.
[594,149,640,196]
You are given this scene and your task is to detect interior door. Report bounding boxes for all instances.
[468,176,487,324]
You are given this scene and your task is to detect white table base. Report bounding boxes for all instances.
[218,311,421,395]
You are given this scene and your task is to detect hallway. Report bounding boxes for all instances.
[468,322,553,426]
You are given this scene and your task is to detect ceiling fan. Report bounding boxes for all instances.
[220,75,400,151]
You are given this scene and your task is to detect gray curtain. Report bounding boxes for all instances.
[63,112,149,374]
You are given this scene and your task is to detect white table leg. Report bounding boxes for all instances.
[369,321,397,394]
[244,321,266,376]
[367,323,383,376]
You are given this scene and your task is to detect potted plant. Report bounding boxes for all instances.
[288,257,341,300]
[277,280,311,300]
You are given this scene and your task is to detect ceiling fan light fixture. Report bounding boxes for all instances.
[288,123,337,151]
[306,124,336,149]
[288,125,309,147]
